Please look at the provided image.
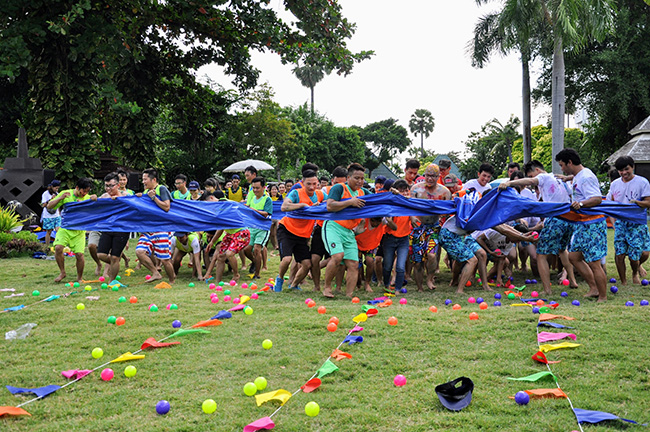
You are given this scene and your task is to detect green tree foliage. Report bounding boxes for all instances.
[358,119,411,174]
[0,0,373,185]
[293,64,327,114]
[533,0,650,169]
[459,118,519,180]
[408,109,435,157]
[511,125,585,171]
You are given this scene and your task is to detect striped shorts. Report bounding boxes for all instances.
[136,232,172,260]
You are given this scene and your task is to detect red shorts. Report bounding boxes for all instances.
[219,230,250,254]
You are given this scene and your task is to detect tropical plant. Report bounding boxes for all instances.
[487,115,521,163]
[408,109,435,157]
[293,64,327,114]
[0,206,26,232]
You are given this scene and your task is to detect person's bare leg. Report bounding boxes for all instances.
[278,256,292,279]
[262,247,268,271]
[374,257,383,286]
[292,260,311,287]
[229,252,240,281]
[586,260,607,302]
[569,251,598,297]
[53,244,66,282]
[88,243,102,276]
[457,257,478,294]
[45,229,52,249]
[74,253,85,282]
[475,250,492,291]
[614,254,627,285]
[160,259,175,283]
[558,250,579,288]
[450,260,461,287]
[253,245,263,277]
[214,254,227,284]
[364,256,374,292]
[630,259,641,284]
[413,262,425,292]
[323,252,344,297]
[519,243,529,272]
[344,259,358,297]
[537,254,553,295]
[335,265,345,293]
[639,251,648,277]
[311,255,322,292]
[138,249,162,282]
[426,252,438,290]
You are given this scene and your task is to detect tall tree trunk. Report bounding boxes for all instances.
[551,36,565,174]
[310,85,315,114]
[420,131,424,158]
[521,50,532,164]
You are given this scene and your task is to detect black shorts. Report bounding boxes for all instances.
[310,225,330,259]
[277,224,311,263]
[97,232,130,257]
[376,244,384,258]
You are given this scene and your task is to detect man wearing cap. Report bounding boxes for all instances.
[47,177,98,283]
[410,164,451,291]
[438,159,463,189]
[188,181,202,200]
[226,175,245,202]
[41,179,61,248]
[172,174,191,200]
[172,232,203,280]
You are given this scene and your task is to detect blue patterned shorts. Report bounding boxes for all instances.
[464,236,482,255]
[409,224,439,263]
[569,220,607,263]
[439,228,474,263]
[614,219,650,261]
[42,217,61,230]
[536,217,573,256]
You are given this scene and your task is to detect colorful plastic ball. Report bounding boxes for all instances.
[32,290,40,296]
[101,283,108,289]
[531,279,538,284]
[610,286,618,294]
[241,283,248,289]
[107,315,117,324]
[476,297,484,304]
[224,289,231,295]
[233,298,240,304]
[609,278,617,283]
[385,299,393,305]
[224,295,231,302]
[244,306,253,315]
[215,286,223,291]
[99,276,105,282]
[468,297,476,304]
[316,306,326,314]
[150,305,159,312]
[515,391,530,405]
[202,399,216,414]
[100,368,114,381]
[129,296,137,304]
[536,300,544,306]
[250,283,258,290]
[305,401,320,417]
[84,285,92,291]
[172,320,182,328]
[429,305,438,313]
[469,312,479,320]
[145,275,151,280]
[307,300,316,308]
[572,300,580,306]
[525,279,531,284]
[327,322,338,332]
[116,316,125,326]
[219,281,225,286]
[532,231,539,239]
[351,297,360,303]
[156,400,170,415]
[92,347,103,359]
[244,382,258,396]
[329,317,339,325]
[124,365,137,377]
[209,283,216,289]
[262,339,273,350]
[445,299,452,305]
[494,293,502,299]
[493,301,502,307]
[640,300,649,306]
[111,286,119,292]
[531,291,539,298]
[452,304,461,310]
[642,279,649,286]
[479,302,488,310]
[625,301,634,307]
[254,376,268,391]
[506,293,515,300]
[251,293,259,300]
[170,304,179,310]
[73,282,80,288]
[229,280,236,286]
[465,280,472,287]
[539,306,551,313]
[561,291,568,297]
[211,296,219,304]
[76,303,85,310]
[532,307,540,314]
[188,282,195,288]
[400,288,408,293]
[304,298,313,305]
[394,374,407,386]
[115,275,121,281]
[562,279,570,286]
[388,316,398,326]
[399,298,407,305]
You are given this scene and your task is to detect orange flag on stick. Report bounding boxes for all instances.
[191,319,223,328]
[331,349,352,361]
[538,313,575,321]
[0,406,31,417]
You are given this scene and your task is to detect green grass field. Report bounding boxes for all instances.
[1,231,649,432]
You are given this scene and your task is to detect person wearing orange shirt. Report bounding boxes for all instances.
[355,217,396,292]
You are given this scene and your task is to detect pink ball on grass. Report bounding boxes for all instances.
[100,368,114,381]
[233,298,240,304]
[241,283,248,289]
[399,298,407,305]
[251,293,259,299]
[229,280,236,286]
[224,295,231,302]
[209,283,216,289]
[468,297,476,304]
[211,297,219,304]
[394,374,406,386]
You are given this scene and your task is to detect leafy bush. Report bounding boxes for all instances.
[15,231,38,242]
[0,230,45,258]
[0,232,13,246]
[0,206,27,232]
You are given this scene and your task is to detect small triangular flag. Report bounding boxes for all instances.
[331,349,352,360]
[6,385,60,398]
[169,328,211,338]
[254,389,292,407]
[110,352,145,363]
[316,359,339,378]
[539,342,580,353]
[537,332,577,343]
[507,371,556,382]
[0,406,31,417]
[301,378,321,393]
[140,337,181,350]
[191,319,223,328]
[243,416,275,432]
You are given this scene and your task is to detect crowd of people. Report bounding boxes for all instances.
[42,151,650,302]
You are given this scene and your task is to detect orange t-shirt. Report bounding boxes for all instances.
[386,216,411,238]
[356,220,387,251]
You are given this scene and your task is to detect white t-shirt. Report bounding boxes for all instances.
[442,215,469,236]
[536,173,570,204]
[520,187,537,201]
[482,229,514,255]
[572,168,601,202]
[607,175,650,205]
[41,190,60,221]
[462,179,491,195]
[171,236,201,254]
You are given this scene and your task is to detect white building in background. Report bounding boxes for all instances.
[572,107,589,131]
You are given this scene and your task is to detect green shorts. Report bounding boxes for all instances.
[249,228,270,246]
[322,220,358,261]
[53,228,86,254]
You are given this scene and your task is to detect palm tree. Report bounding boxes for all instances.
[293,64,326,114]
[488,115,521,163]
[408,109,435,157]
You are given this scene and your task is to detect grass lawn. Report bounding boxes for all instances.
[1,231,649,432]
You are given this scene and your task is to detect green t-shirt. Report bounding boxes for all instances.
[52,189,91,211]
[248,194,273,215]
[172,190,191,200]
